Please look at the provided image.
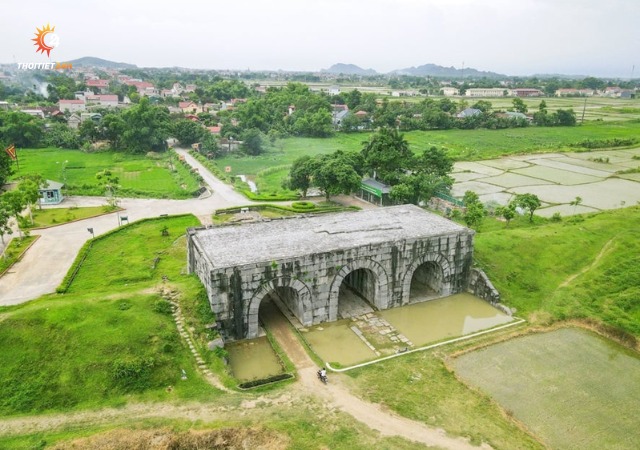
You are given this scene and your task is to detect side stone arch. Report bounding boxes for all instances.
[246,277,312,339]
[401,253,452,304]
[328,258,390,320]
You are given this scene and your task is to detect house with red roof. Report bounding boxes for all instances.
[85,94,119,107]
[86,79,110,93]
[179,101,200,114]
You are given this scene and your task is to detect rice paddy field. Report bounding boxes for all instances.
[452,327,640,450]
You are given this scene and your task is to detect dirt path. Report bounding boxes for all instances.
[559,236,616,288]
[260,300,490,450]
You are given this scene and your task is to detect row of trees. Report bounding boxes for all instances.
[285,128,454,204]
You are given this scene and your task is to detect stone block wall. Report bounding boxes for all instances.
[188,227,477,340]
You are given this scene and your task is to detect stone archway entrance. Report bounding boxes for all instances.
[409,261,444,301]
[246,278,312,339]
[338,268,378,318]
[402,253,452,305]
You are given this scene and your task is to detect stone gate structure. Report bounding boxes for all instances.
[187,204,487,340]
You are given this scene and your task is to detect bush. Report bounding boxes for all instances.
[550,212,562,222]
[153,299,173,315]
[291,201,316,211]
[111,357,156,390]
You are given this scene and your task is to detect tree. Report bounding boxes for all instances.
[0,111,44,148]
[117,97,171,153]
[361,127,412,185]
[199,133,220,159]
[314,152,361,201]
[570,196,583,214]
[0,149,13,187]
[0,197,13,246]
[512,97,528,113]
[1,190,26,238]
[240,128,265,156]
[471,100,492,113]
[44,122,80,149]
[462,191,486,230]
[515,193,541,222]
[495,203,516,227]
[173,119,205,146]
[18,177,43,223]
[286,155,317,198]
[96,169,120,206]
[553,109,577,126]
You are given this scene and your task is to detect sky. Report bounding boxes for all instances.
[2,0,639,78]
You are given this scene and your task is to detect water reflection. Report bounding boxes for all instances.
[381,293,513,346]
[226,336,283,381]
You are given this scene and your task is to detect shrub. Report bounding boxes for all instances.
[153,299,173,315]
[550,212,562,222]
[291,201,316,211]
[111,357,155,390]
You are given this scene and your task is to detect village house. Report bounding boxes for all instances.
[441,87,459,96]
[465,88,506,97]
[58,99,86,113]
[85,94,119,108]
[555,88,595,97]
[85,79,110,93]
[179,101,200,114]
[510,88,543,97]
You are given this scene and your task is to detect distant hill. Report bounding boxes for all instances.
[69,56,137,70]
[322,63,377,76]
[393,63,506,78]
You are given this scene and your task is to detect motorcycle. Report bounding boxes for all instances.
[317,369,328,384]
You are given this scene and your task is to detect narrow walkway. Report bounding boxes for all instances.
[559,236,616,288]
[260,299,491,450]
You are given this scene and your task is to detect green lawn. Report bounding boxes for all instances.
[25,206,116,228]
[67,215,201,294]
[12,148,201,199]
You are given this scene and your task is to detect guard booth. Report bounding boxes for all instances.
[357,178,393,206]
[39,180,64,205]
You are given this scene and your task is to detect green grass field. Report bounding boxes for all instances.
[215,120,640,193]
[12,148,201,199]
[452,328,640,450]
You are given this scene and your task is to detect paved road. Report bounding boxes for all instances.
[0,151,253,306]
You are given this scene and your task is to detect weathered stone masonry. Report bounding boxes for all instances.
[187,205,488,340]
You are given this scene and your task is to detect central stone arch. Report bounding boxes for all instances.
[401,253,452,304]
[329,259,390,321]
[246,277,312,338]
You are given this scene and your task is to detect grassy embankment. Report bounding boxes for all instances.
[215,120,640,193]
[12,148,200,199]
[344,205,640,449]
[0,215,223,418]
[0,236,39,275]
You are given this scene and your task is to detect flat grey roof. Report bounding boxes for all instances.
[192,205,470,268]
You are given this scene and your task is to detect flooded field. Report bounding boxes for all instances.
[304,320,378,366]
[452,328,640,450]
[381,293,513,346]
[226,336,283,382]
[451,147,640,217]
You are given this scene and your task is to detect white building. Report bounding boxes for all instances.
[58,99,86,113]
[465,88,506,97]
[442,87,459,96]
